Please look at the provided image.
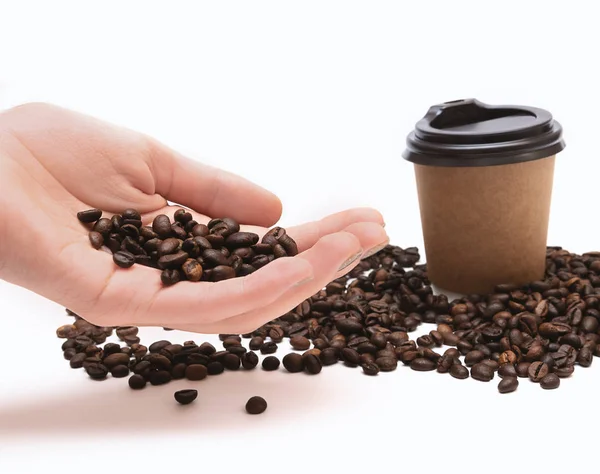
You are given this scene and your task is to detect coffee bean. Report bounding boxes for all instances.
[181,258,203,282]
[158,251,189,269]
[303,354,322,374]
[540,373,560,389]
[77,209,102,223]
[56,324,78,339]
[498,364,517,378]
[88,231,104,249]
[377,356,398,371]
[262,356,280,371]
[113,251,135,268]
[249,337,264,351]
[362,362,380,376]
[245,396,267,415]
[207,361,225,375]
[410,358,436,371]
[103,352,130,369]
[150,370,172,385]
[554,365,575,378]
[225,232,260,248]
[320,348,339,366]
[260,341,278,354]
[174,389,198,405]
[171,363,187,379]
[185,364,208,381]
[161,269,181,286]
[498,350,518,366]
[528,361,549,383]
[69,353,86,368]
[223,353,241,370]
[268,326,285,343]
[471,363,494,382]
[128,374,146,390]
[341,348,361,367]
[282,353,304,373]
[212,265,236,282]
[241,351,259,370]
[85,363,109,380]
[152,215,172,239]
[498,377,518,394]
[149,340,171,353]
[93,218,113,235]
[111,365,130,378]
[578,346,593,367]
[465,350,485,367]
[515,362,531,378]
[450,364,469,380]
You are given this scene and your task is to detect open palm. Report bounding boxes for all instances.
[0,103,387,333]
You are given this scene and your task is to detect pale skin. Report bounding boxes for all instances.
[0,103,388,334]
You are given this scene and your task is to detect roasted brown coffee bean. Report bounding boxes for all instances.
[498,364,517,378]
[515,362,531,378]
[182,258,203,281]
[77,208,102,223]
[528,361,549,382]
[410,358,436,371]
[320,348,339,366]
[152,214,172,239]
[471,363,494,382]
[89,231,104,249]
[464,350,485,367]
[241,351,259,370]
[245,396,267,415]
[113,251,136,268]
[282,353,304,373]
[260,341,278,354]
[161,269,181,286]
[303,354,322,374]
[207,361,225,375]
[262,356,280,371]
[498,350,518,366]
[111,365,130,378]
[341,348,361,367]
[158,251,189,269]
[540,373,560,389]
[290,336,311,351]
[85,363,109,380]
[223,353,241,371]
[212,265,236,281]
[449,364,470,380]
[128,374,146,390]
[498,377,518,394]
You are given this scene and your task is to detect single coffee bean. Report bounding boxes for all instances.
[69,353,86,368]
[260,341,278,354]
[540,373,560,389]
[410,358,436,371]
[262,356,280,371]
[377,356,398,371]
[268,326,285,342]
[161,269,181,286]
[465,350,485,367]
[245,396,267,415]
[158,238,181,256]
[158,251,189,270]
[186,364,208,381]
[554,365,575,378]
[56,324,78,339]
[63,348,77,360]
[152,214,172,239]
[77,208,102,223]
[212,265,236,282]
[174,389,198,405]
[362,362,380,376]
[341,348,361,367]
[471,363,495,382]
[528,361,549,383]
[182,258,203,282]
[207,361,225,375]
[498,350,517,365]
[93,218,113,235]
[498,377,519,394]
[171,363,187,379]
[451,364,470,380]
[85,363,109,380]
[111,365,130,378]
[128,374,147,390]
[282,353,304,373]
[191,223,209,237]
[303,354,322,374]
[416,335,435,348]
[225,232,260,248]
[223,353,241,370]
[241,351,259,370]
[482,360,500,372]
[320,348,339,366]
[150,370,172,385]
[149,340,171,353]
[103,352,130,369]
[578,346,593,367]
[498,364,517,378]
[174,209,193,224]
[516,362,531,378]
[249,337,264,350]
[121,208,141,221]
[113,251,135,268]
[89,231,104,249]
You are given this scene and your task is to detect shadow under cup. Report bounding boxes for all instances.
[403,99,566,295]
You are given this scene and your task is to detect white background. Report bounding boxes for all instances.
[0,1,599,473]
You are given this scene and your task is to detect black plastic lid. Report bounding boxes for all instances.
[403,99,565,167]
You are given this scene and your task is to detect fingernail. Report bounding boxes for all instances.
[362,240,390,259]
[293,276,314,287]
[337,250,363,272]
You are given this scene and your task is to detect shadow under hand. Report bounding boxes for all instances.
[0,368,337,439]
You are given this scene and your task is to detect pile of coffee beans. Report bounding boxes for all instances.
[57,240,600,397]
[77,208,297,285]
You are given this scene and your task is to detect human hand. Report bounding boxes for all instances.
[0,103,388,333]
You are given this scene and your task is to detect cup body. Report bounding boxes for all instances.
[414,155,555,294]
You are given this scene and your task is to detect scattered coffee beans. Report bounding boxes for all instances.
[78,208,298,285]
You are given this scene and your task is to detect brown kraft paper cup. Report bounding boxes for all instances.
[403,99,565,295]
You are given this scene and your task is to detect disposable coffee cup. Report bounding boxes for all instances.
[403,99,565,294]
